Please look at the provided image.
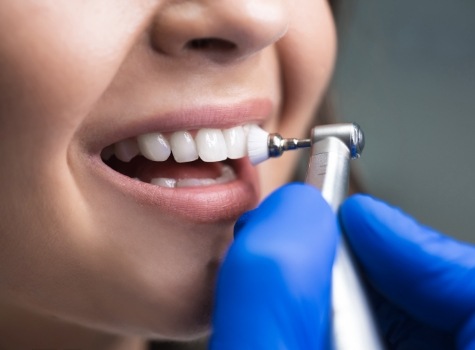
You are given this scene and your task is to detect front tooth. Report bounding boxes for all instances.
[195,129,227,162]
[216,164,237,184]
[150,178,176,188]
[137,132,171,161]
[177,178,216,188]
[114,138,139,162]
[223,126,246,159]
[170,131,199,163]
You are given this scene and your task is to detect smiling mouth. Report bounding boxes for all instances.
[101,124,253,188]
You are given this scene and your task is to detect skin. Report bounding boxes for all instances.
[0,1,336,349]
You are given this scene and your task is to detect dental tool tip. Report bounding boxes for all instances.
[247,125,311,165]
[247,125,270,165]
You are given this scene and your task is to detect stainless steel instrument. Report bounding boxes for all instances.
[305,123,383,350]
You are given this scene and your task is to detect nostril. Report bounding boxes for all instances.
[186,38,237,52]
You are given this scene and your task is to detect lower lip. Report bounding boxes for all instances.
[87,155,260,223]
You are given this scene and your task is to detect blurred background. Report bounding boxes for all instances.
[330,1,475,242]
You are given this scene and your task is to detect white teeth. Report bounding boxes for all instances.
[150,178,176,188]
[137,132,171,161]
[195,129,227,162]
[223,126,247,159]
[176,178,216,188]
[216,164,237,183]
[107,123,258,163]
[149,164,236,188]
[114,138,139,162]
[170,131,199,163]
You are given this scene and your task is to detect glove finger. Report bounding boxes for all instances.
[340,194,475,336]
[211,183,338,350]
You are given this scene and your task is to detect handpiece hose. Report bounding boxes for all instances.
[305,124,383,350]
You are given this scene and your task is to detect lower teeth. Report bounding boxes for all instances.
[149,164,236,188]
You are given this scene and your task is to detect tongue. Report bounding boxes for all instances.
[126,157,224,182]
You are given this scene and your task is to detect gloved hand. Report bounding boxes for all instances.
[210,183,339,349]
[340,194,475,350]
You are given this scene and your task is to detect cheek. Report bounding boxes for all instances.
[0,1,151,234]
[0,1,150,146]
[258,1,336,196]
[278,0,337,129]
[0,0,152,323]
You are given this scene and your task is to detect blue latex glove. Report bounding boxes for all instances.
[210,183,339,349]
[340,194,475,350]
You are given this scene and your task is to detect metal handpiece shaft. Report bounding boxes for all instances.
[305,128,383,350]
[267,134,311,158]
[281,138,312,151]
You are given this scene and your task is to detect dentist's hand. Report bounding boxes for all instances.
[210,183,339,350]
[340,195,475,350]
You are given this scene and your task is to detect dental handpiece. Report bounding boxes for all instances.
[305,124,382,350]
[248,123,383,349]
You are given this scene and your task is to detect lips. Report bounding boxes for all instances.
[84,99,271,222]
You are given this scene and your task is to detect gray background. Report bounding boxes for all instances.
[330,1,475,242]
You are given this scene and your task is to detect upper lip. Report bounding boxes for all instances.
[87,98,273,155]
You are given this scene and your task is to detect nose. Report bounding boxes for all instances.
[151,0,289,62]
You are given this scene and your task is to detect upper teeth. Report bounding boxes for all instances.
[105,124,251,163]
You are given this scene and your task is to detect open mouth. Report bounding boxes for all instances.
[100,124,252,188]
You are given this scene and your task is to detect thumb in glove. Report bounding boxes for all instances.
[210,183,339,350]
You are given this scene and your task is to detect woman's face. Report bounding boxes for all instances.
[0,0,336,340]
